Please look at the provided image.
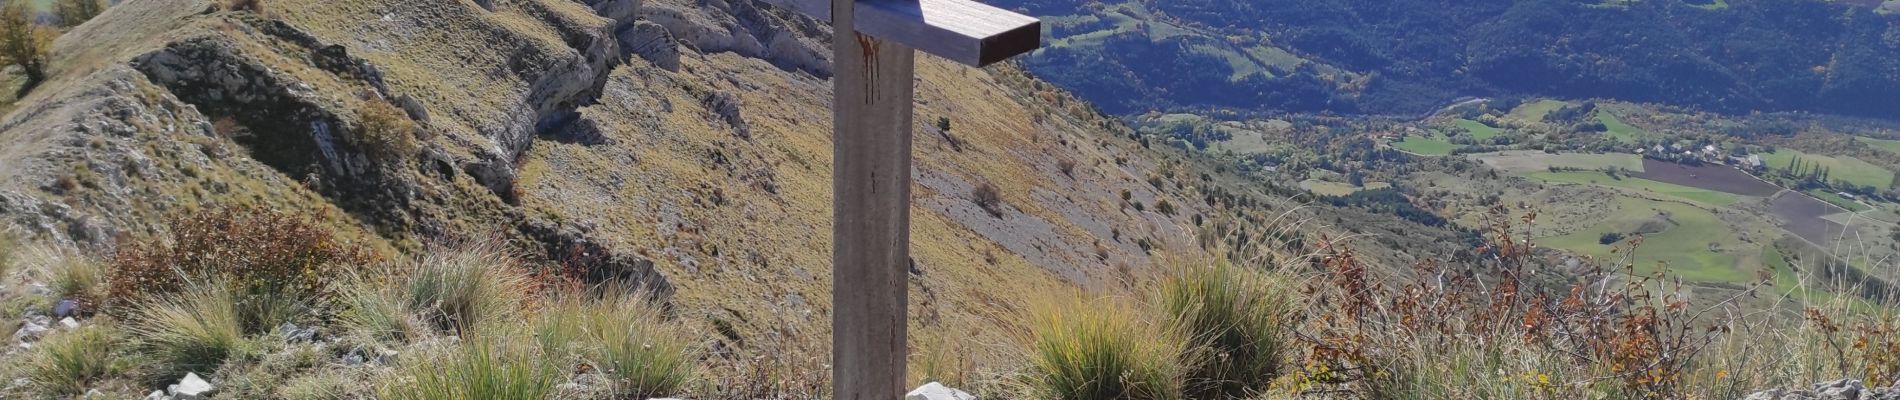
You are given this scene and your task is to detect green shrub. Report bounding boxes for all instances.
[401,244,529,334]
[973,182,1005,218]
[538,286,694,397]
[0,3,53,86]
[106,206,375,331]
[128,281,249,381]
[356,100,419,162]
[378,338,563,400]
[1027,297,1187,400]
[25,325,123,396]
[54,0,106,28]
[1159,261,1294,398]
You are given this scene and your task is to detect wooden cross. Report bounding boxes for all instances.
[758,0,1038,397]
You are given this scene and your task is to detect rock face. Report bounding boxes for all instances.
[620,21,682,71]
[644,0,831,77]
[1745,379,1900,400]
[584,0,645,23]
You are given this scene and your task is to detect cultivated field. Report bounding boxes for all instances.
[1772,192,1850,247]
[1631,158,1783,196]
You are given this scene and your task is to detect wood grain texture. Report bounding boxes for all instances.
[762,0,1040,66]
[829,0,916,397]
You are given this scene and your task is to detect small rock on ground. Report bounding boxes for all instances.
[907,381,977,400]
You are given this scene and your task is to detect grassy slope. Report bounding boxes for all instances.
[1455,119,1500,140]
[0,0,1252,376]
[1506,99,1569,122]
[1598,111,1643,142]
[1856,136,1900,154]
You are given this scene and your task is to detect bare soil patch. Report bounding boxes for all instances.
[1632,159,1780,197]
[1772,192,1848,247]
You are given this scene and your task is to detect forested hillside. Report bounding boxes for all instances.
[1001,0,1900,119]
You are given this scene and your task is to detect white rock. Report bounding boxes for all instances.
[169,373,213,399]
[906,382,977,400]
[13,321,50,342]
[60,317,80,329]
[142,390,166,400]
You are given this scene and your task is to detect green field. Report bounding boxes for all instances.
[1598,112,1643,142]
[1507,100,1570,123]
[1301,180,1391,196]
[1855,136,1900,154]
[1539,196,1746,283]
[1473,151,1644,173]
[1211,131,1276,154]
[1527,171,1741,206]
[1759,149,1896,190]
[1455,119,1501,140]
[1393,137,1457,155]
[1806,189,1872,212]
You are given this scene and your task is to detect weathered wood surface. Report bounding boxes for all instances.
[828,0,917,398]
[763,0,1040,66]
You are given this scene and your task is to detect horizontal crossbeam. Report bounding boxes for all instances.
[762,0,1040,67]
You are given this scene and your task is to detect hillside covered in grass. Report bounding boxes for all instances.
[0,0,1897,399]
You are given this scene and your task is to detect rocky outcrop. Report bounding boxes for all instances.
[619,21,682,71]
[583,0,644,23]
[644,0,831,77]
[1746,379,1900,400]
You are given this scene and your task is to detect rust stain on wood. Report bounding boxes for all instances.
[856,33,881,102]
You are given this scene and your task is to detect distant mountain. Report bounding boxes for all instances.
[996,0,1900,119]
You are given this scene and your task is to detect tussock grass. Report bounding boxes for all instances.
[1159,260,1293,398]
[24,324,121,396]
[45,251,104,306]
[537,285,695,398]
[1026,296,1188,400]
[377,337,563,400]
[336,272,427,344]
[400,244,530,334]
[127,281,249,380]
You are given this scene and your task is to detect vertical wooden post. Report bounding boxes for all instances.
[830,0,916,397]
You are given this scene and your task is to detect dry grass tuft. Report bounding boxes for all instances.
[1160,260,1294,398]
[378,336,563,400]
[537,284,695,398]
[1026,295,1188,400]
[398,243,531,334]
[24,324,122,396]
[127,280,249,382]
